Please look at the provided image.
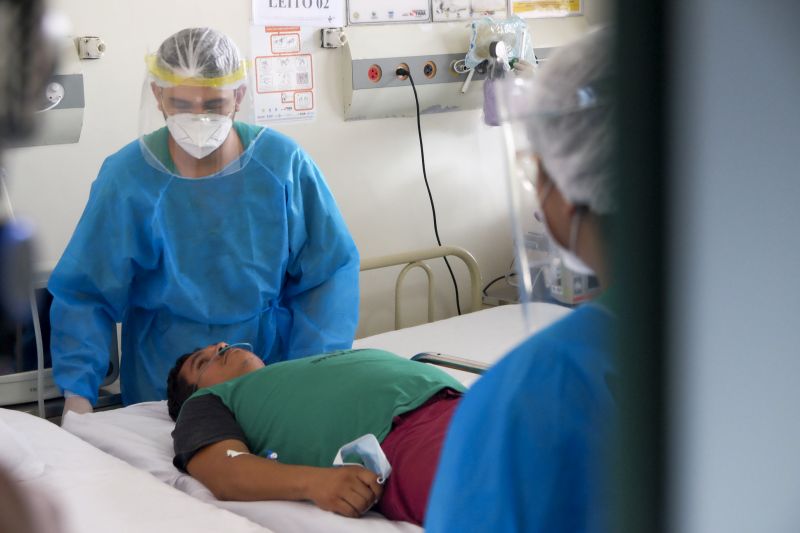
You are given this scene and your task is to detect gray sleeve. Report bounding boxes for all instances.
[171,394,247,472]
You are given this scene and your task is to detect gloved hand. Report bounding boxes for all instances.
[62,394,93,419]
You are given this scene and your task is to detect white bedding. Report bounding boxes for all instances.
[354,303,571,385]
[62,303,570,533]
[0,407,268,533]
[62,402,420,533]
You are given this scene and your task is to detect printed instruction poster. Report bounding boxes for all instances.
[250,26,316,123]
[253,0,344,27]
[347,0,429,23]
[432,0,508,22]
[512,0,581,18]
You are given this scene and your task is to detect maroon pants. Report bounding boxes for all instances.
[376,389,461,525]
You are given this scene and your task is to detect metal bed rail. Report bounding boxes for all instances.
[360,245,483,330]
[411,352,489,375]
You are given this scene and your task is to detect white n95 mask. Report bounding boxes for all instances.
[166,113,233,160]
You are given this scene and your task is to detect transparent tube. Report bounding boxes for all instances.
[496,75,555,335]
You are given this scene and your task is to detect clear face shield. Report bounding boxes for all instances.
[138,54,254,178]
[496,74,606,332]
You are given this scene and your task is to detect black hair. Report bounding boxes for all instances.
[166,348,201,421]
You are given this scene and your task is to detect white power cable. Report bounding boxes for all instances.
[452,59,470,74]
[35,82,64,113]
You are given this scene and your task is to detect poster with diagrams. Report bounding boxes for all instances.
[511,0,581,18]
[432,0,508,21]
[347,0,430,24]
[250,26,315,123]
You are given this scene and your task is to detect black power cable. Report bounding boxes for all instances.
[396,67,461,315]
[482,272,516,297]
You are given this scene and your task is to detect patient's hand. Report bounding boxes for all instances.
[187,440,384,511]
[308,465,384,518]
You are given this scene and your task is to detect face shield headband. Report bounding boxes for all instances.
[145,54,248,90]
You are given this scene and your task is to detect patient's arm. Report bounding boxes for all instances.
[187,439,383,518]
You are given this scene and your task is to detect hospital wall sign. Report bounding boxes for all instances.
[250,26,317,123]
[253,0,344,27]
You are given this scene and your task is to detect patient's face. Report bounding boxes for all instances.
[180,342,265,389]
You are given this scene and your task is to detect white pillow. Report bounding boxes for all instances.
[0,418,45,481]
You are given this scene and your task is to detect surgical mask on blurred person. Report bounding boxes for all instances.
[537,179,595,276]
[166,112,233,160]
[558,211,594,275]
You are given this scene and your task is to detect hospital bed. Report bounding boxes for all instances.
[0,407,269,533]
[55,246,570,532]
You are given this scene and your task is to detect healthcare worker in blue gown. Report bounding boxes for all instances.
[426,28,617,532]
[51,28,360,415]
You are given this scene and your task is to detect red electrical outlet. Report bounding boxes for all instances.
[368,64,382,83]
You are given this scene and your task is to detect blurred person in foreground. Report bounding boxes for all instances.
[426,27,618,532]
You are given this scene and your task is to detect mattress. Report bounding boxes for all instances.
[0,407,268,533]
[354,303,571,385]
[62,400,420,533]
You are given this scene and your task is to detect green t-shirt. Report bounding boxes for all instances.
[192,349,465,468]
[142,121,263,174]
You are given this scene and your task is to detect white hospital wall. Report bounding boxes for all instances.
[4,0,606,338]
[669,1,800,531]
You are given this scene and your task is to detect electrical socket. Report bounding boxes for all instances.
[351,53,487,90]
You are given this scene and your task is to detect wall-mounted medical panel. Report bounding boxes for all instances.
[341,17,588,120]
[16,38,85,148]
[343,24,484,120]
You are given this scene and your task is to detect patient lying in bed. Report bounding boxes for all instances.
[166,343,465,526]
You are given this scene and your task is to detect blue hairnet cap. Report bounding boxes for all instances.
[528,27,616,214]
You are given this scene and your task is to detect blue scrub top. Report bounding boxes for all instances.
[425,299,616,532]
[49,124,360,405]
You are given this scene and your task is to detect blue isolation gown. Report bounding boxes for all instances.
[49,124,360,405]
[425,297,616,533]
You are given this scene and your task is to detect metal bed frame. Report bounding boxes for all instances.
[360,244,483,330]
[360,245,488,375]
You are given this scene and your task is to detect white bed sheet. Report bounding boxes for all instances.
[61,303,570,533]
[0,407,268,533]
[62,402,420,533]
[354,303,571,385]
